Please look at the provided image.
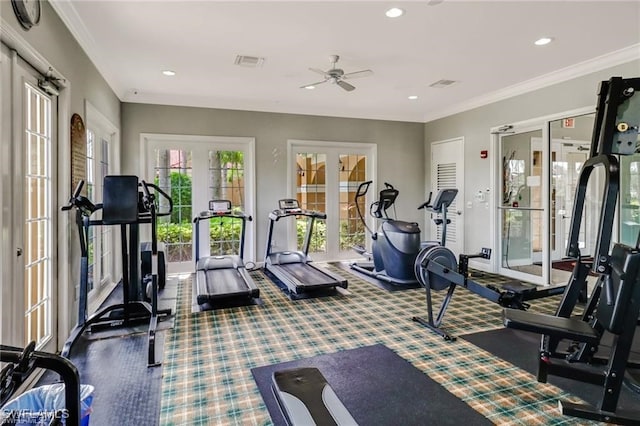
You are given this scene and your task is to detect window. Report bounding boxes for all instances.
[86,129,112,296]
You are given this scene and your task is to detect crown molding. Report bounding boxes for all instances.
[49,0,123,98]
[423,43,640,123]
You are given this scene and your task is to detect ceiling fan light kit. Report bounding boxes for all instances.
[300,55,373,92]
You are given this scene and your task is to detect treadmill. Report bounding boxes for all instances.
[264,199,348,295]
[193,200,259,305]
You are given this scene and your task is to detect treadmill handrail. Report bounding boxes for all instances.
[268,208,326,221]
[193,210,251,263]
[194,211,252,223]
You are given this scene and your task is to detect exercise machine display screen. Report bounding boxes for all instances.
[209,200,232,214]
[279,199,300,211]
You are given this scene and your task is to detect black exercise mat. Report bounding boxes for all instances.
[34,277,180,425]
[462,327,640,412]
[37,331,165,426]
[251,344,492,425]
[330,261,421,291]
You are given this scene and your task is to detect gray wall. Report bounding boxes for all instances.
[424,60,640,253]
[121,104,425,260]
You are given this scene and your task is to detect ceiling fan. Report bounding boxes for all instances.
[301,55,373,92]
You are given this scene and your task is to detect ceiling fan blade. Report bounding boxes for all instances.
[309,67,328,76]
[300,80,327,89]
[342,69,373,80]
[337,80,356,92]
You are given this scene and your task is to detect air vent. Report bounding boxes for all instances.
[429,79,458,88]
[234,55,265,68]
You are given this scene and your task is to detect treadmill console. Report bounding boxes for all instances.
[279,199,301,213]
[209,199,232,214]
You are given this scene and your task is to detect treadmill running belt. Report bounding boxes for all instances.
[279,263,337,286]
[197,268,250,302]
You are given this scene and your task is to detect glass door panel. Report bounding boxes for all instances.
[154,149,193,266]
[86,131,113,300]
[23,83,54,349]
[295,153,327,254]
[207,150,245,256]
[339,155,367,251]
[500,129,544,279]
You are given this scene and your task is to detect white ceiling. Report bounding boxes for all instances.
[52,1,640,123]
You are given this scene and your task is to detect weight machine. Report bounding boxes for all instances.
[504,77,640,424]
[61,176,173,367]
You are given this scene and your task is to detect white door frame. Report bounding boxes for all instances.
[287,139,377,261]
[140,133,257,269]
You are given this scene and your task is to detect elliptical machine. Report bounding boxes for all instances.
[350,181,421,286]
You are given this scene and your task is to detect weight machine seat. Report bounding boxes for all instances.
[503,309,600,345]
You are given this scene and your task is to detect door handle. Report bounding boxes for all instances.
[16,247,23,257]
[456,211,462,215]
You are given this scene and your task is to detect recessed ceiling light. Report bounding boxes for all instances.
[162,70,176,76]
[534,37,553,46]
[304,85,315,90]
[408,95,418,100]
[385,7,404,18]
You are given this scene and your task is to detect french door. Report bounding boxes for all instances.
[142,134,255,273]
[1,47,58,351]
[495,111,598,286]
[288,140,375,262]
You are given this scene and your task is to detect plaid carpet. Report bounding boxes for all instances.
[159,266,596,425]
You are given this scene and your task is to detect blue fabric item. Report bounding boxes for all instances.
[1,384,94,425]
